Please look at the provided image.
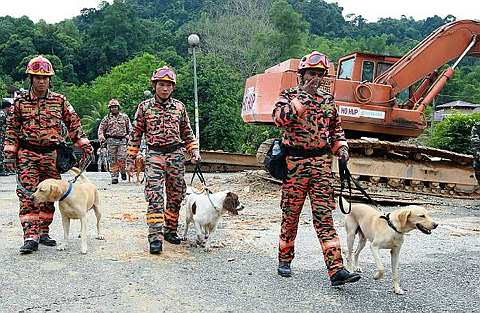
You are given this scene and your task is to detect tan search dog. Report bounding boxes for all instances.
[127,154,145,184]
[32,168,104,254]
[343,199,438,294]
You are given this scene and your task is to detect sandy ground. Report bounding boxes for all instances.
[0,171,479,313]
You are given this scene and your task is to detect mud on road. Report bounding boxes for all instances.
[0,171,479,312]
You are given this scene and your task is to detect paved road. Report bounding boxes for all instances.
[0,172,479,312]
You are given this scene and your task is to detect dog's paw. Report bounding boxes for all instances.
[80,249,88,254]
[204,247,212,252]
[394,287,405,295]
[96,234,105,240]
[373,270,385,280]
[56,244,67,251]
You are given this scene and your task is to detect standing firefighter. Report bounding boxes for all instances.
[127,66,201,254]
[272,51,361,286]
[471,121,480,183]
[0,98,14,176]
[3,55,93,254]
[98,99,132,184]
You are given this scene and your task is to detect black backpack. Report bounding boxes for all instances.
[56,143,77,174]
[264,139,287,181]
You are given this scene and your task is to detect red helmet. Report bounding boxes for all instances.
[151,66,176,84]
[25,55,55,76]
[108,99,120,108]
[298,51,330,73]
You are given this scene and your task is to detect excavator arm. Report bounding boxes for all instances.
[375,20,480,96]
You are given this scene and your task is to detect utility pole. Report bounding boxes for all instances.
[188,33,200,149]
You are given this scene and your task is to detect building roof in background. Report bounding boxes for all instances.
[435,100,480,110]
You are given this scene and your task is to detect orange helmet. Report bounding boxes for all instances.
[108,99,120,108]
[25,55,55,76]
[151,66,176,84]
[298,51,330,73]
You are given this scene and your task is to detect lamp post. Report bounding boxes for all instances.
[188,33,200,149]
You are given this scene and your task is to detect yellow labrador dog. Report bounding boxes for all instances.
[343,199,438,295]
[32,168,104,254]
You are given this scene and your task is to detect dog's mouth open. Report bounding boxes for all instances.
[416,223,432,234]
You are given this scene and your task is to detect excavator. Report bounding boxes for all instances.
[241,19,480,195]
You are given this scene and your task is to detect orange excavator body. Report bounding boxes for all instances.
[242,20,480,140]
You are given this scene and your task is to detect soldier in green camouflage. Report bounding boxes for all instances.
[470,121,480,183]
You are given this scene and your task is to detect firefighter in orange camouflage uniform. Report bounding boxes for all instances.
[127,66,201,254]
[98,99,132,184]
[3,55,93,254]
[273,51,361,286]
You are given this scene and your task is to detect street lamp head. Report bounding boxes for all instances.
[188,34,200,47]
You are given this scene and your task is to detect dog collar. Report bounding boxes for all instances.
[380,213,402,234]
[59,182,73,201]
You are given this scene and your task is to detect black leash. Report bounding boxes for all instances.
[190,163,208,187]
[69,154,92,184]
[189,163,219,209]
[338,159,378,214]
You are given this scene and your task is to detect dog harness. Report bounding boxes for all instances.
[59,182,73,201]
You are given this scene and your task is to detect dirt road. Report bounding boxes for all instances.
[0,171,479,312]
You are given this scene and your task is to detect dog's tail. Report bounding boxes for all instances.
[68,167,90,183]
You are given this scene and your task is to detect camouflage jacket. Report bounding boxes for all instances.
[471,121,480,157]
[0,110,6,138]
[128,97,198,155]
[98,112,131,140]
[4,91,87,153]
[272,86,347,154]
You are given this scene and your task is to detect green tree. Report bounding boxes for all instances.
[64,52,163,119]
[427,112,480,154]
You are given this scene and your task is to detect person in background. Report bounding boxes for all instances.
[98,99,131,184]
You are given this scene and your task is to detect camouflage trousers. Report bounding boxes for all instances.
[0,132,5,174]
[279,155,344,277]
[107,139,127,179]
[144,149,186,243]
[97,155,109,172]
[16,148,60,241]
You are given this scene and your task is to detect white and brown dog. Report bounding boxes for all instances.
[32,168,104,254]
[343,198,438,294]
[183,187,244,250]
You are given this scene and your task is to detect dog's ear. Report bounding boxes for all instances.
[49,184,62,201]
[192,202,197,215]
[223,192,239,214]
[223,192,235,212]
[398,209,411,228]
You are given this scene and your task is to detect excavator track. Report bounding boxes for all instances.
[256,138,479,197]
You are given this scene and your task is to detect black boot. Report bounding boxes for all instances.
[164,232,181,245]
[19,240,38,254]
[277,261,292,277]
[39,235,57,246]
[149,240,163,254]
[112,177,119,184]
[330,268,361,286]
[121,172,127,181]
